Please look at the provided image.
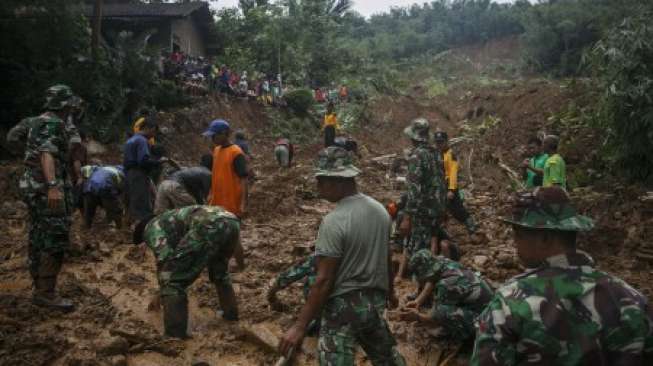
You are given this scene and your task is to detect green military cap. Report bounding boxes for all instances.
[43,84,76,111]
[408,249,447,281]
[502,187,594,232]
[403,117,430,142]
[314,146,361,178]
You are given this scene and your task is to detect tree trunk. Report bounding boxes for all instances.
[91,0,103,62]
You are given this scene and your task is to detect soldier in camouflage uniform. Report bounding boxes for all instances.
[267,254,317,305]
[133,205,241,338]
[266,254,320,334]
[400,118,447,256]
[400,249,493,342]
[471,187,653,365]
[19,85,80,312]
[278,147,405,366]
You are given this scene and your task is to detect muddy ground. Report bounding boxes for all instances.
[2,40,653,366]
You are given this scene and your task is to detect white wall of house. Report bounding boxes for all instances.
[171,17,206,57]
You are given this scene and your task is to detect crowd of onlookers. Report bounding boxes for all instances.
[158,51,353,108]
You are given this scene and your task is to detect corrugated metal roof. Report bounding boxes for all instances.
[84,2,208,18]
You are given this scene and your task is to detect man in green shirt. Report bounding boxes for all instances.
[522,137,548,188]
[278,147,405,366]
[542,135,566,189]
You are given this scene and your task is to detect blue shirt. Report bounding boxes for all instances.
[123,134,151,169]
[84,166,124,195]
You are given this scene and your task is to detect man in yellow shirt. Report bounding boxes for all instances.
[323,102,338,147]
[542,135,567,190]
[434,131,477,234]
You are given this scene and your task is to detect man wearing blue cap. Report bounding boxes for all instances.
[203,119,249,219]
[204,119,248,270]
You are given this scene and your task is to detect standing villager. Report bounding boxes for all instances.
[205,119,248,270]
[154,165,212,215]
[522,136,548,188]
[323,102,338,148]
[133,205,241,338]
[20,84,80,312]
[434,131,477,234]
[81,165,125,229]
[471,187,653,365]
[399,118,447,256]
[542,135,566,189]
[400,249,493,342]
[123,117,161,222]
[205,119,249,218]
[279,147,406,366]
[274,137,294,168]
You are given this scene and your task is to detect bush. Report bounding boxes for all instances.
[284,89,314,116]
[589,13,653,183]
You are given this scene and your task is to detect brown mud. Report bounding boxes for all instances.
[2,39,652,366]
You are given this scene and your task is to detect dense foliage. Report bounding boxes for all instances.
[0,0,187,143]
[589,12,653,183]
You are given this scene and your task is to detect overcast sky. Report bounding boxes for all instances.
[213,0,516,17]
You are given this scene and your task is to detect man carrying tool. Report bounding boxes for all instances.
[399,249,493,343]
[19,84,80,312]
[278,147,406,366]
[433,131,478,234]
[133,205,241,338]
[471,187,653,365]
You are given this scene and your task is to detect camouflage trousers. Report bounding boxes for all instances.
[406,216,439,256]
[319,289,406,366]
[431,303,480,341]
[155,250,231,298]
[24,191,72,279]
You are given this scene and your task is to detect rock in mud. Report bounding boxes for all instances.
[473,255,489,267]
[95,336,129,356]
[108,355,127,366]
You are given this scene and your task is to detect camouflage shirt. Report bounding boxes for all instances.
[471,251,653,366]
[144,205,240,263]
[412,251,493,312]
[19,112,72,193]
[275,254,317,298]
[404,143,446,219]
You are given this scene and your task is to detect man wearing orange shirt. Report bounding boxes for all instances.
[203,119,248,269]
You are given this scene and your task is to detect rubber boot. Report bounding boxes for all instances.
[162,295,189,338]
[215,283,239,321]
[32,278,75,312]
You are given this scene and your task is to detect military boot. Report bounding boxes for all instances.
[32,254,75,312]
[215,282,239,321]
[32,278,75,312]
[162,295,189,338]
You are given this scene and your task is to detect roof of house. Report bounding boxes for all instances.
[83,2,210,20]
